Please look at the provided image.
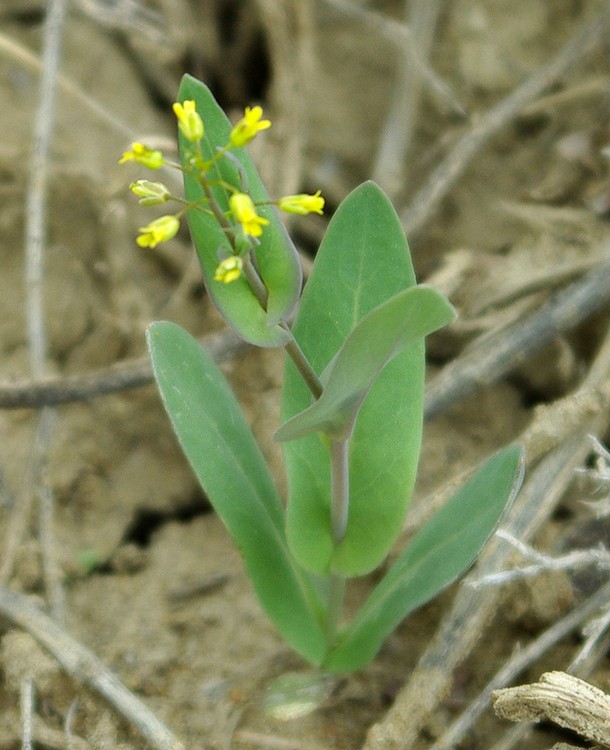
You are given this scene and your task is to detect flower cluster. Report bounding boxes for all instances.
[120,99,324,284]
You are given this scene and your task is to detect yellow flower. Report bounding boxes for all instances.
[129,180,170,206]
[278,190,325,216]
[229,193,269,237]
[172,99,204,142]
[229,106,271,148]
[214,256,243,284]
[136,215,180,248]
[119,142,164,169]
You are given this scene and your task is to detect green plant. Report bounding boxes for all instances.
[123,74,524,674]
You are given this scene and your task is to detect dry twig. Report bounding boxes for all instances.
[23,0,67,625]
[372,0,446,197]
[320,0,464,117]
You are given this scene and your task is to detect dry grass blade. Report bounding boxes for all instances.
[372,0,446,197]
[24,0,67,624]
[254,0,314,198]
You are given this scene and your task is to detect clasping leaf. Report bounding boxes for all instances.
[275,285,455,442]
[323,445,525,671]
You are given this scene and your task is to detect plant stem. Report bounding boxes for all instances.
[325,574,346,645]
[330,439,349,542]
[242,253,269,309]
[200,172,348,652]
[282,330,323,399]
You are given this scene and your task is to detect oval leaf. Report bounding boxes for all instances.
[275,286,455,441]
[147,321,326,664]
[323,445,525,672]
[177,75,302,346]
[281,181,428,577]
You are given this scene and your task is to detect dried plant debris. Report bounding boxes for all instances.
[492,671,610,748]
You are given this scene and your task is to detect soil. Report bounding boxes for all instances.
[0,1,609,749]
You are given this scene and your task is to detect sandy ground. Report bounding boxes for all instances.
[0,1,609,748]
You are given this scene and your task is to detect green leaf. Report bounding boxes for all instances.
[275,286,455,441]
[281,182,429,577]
[323,445,525,672]
[147,321,326,664]
[177,75,301,347]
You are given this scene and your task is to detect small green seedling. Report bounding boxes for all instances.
[122,75,524,678]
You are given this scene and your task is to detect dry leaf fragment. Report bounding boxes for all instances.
[492,671,610,748]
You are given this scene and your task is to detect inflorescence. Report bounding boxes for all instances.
[120,100,324,283]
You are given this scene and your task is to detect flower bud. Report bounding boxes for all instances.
[129,180,171,206]
[214,256,243,284]
[136,215,180,248]
[229,106,271,148]
[172,100,204,143]
[119,142,164,169]
[278,190,325,216]
[229,192,269,237]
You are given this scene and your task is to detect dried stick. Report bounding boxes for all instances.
[0,328,246,410]
[21,677,34,750]
[489,627,610,750]
[3,251,608,418]
[0,587,185,750]
[400,5,610,237]
[425,258,610,420]
[430,578,610,750]
[24,0,67,623]
[372,0,446,197]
